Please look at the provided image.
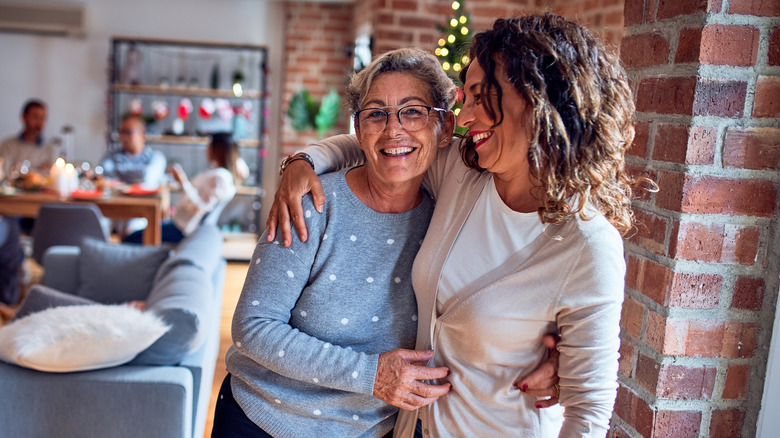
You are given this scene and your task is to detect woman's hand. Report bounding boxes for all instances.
[373,349,451,411]
[266,160,326,247]
[167,163,187,185]
[514,333,560,408]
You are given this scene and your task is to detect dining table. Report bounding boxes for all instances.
[0,187,170,246]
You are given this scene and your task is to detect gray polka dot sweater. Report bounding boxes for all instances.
[226,168,434,438]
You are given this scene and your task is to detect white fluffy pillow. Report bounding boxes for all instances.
[0,304,169,372]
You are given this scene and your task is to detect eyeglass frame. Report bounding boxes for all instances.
[354,104,448,134]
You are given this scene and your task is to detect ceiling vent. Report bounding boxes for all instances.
[0,2,85,37]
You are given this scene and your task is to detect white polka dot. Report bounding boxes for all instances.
[289,249,295,254]
[220,394,223,400]
[236,341,242,348]
[305,210,312,218]
[323,343,331,349]
[372,316,379,322]
[300,310,307,317]
[255,258,261,264]
[278,350,285,357]
[332,191,337,197]
[313,378,319,383]
[350,235,357,241]
[412,315,418,321]
[341,318,349,325]
[394,277,401,284]
[329,274,337,281]
[366,277,374,283]
[273,240,280,245]
[353,414,360,421]
[274,399,281,404]
[387,239,394,244]
[314,409,322,416]
[252,300,259,306]
[287,270,295,278]
[352,371,358,379]
[323,234,328,240]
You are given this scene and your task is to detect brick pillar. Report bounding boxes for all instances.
[614,0,780,436]
[281,2,354,155]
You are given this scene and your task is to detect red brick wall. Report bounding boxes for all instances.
[614,0,780,435]
[281,2,354,155]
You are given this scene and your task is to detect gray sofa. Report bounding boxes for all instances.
[0,224,226,438]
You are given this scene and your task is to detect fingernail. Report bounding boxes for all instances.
[521,384,528,392]
[535,404,541,409]
[316,205,323,213]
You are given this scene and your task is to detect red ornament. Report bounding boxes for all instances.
[177,98,193,120]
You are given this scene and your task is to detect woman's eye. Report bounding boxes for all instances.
[366,110,386,119]
[402,108,424,116]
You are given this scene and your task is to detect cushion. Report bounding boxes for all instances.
[0,304,169,372]
[13,284,96,321]
[77,238,170,304]
[153,224,223,283]
[130,263,212,365]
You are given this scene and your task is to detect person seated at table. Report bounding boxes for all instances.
[123,132,244,244]
[0,99,62,179]
[100,115,167,187]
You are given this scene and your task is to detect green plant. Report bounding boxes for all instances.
[286,89,341,137]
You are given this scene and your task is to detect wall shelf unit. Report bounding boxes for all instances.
[108,36,268,235]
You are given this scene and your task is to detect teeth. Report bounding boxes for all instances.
[471,132,491,142]
[382,147,414,156]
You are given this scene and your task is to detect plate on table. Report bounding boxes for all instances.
[70,189,108,200]
[122,185,160,196]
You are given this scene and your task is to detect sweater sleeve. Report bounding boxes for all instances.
[303,134,365,174]
[555,223,625,438]
[230,202,380,396]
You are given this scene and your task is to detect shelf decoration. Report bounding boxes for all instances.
[122,45,141,85]
[152,100,169,121]
[215,98,233,121]
[199,98,216,119]
[177,98,193,120]
[210,63,220,90]
[129,98,143,116]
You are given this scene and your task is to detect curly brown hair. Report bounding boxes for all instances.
[459,13,639,234]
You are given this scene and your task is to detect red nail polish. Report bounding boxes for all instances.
[521,384,528,392]
[535,404,541,409]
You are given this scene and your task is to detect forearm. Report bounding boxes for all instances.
[302,134,364,174]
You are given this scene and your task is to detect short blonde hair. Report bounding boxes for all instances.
[346,48,457,113]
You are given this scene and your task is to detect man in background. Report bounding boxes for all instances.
[0,99,61,178]
[100,115,166,187]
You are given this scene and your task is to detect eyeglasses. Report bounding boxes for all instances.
[355,105,447,134]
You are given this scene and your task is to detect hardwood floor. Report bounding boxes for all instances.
[203,261,249,438]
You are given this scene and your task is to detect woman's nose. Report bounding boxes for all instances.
[385,112,404,135]
[457,103,473,128]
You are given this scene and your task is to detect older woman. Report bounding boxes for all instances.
[212,48,456,438]
[268,13,640,437]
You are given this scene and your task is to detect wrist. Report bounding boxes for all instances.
[280,152,315,175]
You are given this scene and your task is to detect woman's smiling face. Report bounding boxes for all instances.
[356,72,452,188]
[457,59,533,179]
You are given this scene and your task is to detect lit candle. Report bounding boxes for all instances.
[50,158,65,195]
[64,163,77,195]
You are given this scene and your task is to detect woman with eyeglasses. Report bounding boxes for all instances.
[213,48,456,438]
[267,13,642,437]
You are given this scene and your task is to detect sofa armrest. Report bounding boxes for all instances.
[41,246,81,294]
[0,361,194,438]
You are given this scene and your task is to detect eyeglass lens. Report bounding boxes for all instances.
[358,105,432,134]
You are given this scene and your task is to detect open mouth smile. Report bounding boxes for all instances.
[470,131,493,149]
[381,147,417,157]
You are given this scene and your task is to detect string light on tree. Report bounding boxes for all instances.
[435,0,472,81]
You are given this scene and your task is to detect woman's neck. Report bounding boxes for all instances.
[492,172,542,213]
[346,166,423,213]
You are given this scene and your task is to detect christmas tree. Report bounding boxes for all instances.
[435,0,472,86]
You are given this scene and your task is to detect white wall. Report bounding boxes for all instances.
[0,0,281,167]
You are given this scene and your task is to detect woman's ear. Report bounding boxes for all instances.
[439,111,456,148]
